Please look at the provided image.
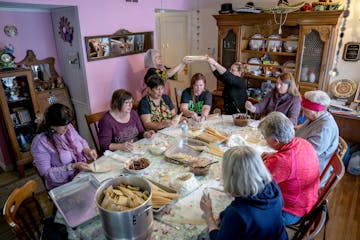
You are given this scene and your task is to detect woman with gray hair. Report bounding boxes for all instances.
[258,112,320,225]
[199,146,288,240]
[143,49,191,96]
[296,90,339,173]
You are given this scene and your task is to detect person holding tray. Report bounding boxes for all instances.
[180,73,212,122]
[98,89,155,153]
[199,145,288,239]
[31,103,97,190]
[207,56,248,114]
[143,49,192,96]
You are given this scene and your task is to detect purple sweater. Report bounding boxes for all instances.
[254,90,301,125]
[31,124,89,190]
[98,110,145,152]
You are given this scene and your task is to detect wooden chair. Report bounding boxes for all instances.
[85,111,106,154]
[3,180,45,240]
[288,144,346,240]
[174,87,183,114]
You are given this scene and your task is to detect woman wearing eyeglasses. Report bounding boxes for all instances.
[138,75,179,131]
[98,89,155,153]
[31,103,97,190]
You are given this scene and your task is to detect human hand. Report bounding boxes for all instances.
[144,130,155,138]
[191,112,200,122]
[182,56,192,64]
[245,101,256,113]
[120,140,134,152]
[261,152,273,161]
[72,162,92,171]
[200,193,213,218]
[200,116,207,123]
[83,148,97,160]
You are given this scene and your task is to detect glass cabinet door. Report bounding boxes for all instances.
[221,29,237,69]
[298,26,332,93]
[299,30,324,84]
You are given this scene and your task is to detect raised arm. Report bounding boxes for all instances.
[166,56,192,78]
[207,57,226,74]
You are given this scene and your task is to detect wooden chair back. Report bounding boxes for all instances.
[85,111,106,154]
[3,180,45,240]
[174,87,183,114]
[289,140,346,240]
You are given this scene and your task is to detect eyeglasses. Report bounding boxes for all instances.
[124,100,134,105]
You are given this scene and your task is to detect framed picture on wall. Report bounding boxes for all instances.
[85,31,153,61]
[342,42,360,61]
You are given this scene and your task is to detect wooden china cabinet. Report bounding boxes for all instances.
[213,10,343,110]
[0,69,38,176]
[0,50,74,176]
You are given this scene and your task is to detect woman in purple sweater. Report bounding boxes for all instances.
[98,89,155,153]
[31,103,97,190]
[245,73,301,125]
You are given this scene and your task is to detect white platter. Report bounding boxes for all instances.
[249,34,264,51]
[284,35,298,52]
[283,60,296,74]
[247,57,262,75]
[267,34,282,52]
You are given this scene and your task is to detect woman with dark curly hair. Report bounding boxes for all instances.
[31,103,97,190]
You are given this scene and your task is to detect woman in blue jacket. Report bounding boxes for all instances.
[200,146,288,240]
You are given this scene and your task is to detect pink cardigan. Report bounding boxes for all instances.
[265,137,320,217]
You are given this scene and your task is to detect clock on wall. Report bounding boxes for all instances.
[0,46,15,70]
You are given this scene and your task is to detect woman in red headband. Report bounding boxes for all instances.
[295,90,339,173]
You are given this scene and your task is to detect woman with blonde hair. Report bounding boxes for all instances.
[245,72,301,125]
[199,146,287,239]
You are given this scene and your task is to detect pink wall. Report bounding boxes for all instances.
[0,10,61,73]
[1,0,190,112]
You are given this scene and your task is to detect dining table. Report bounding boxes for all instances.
[54,115,273,240]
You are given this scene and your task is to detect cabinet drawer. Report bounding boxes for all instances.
[36,89,72,114]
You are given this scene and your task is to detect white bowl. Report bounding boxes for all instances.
[149,145,167,155]
[170,173,199,195]
[123,158,150,175]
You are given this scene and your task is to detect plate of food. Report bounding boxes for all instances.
[146,178,180,212]
[123,157,151,175]
[266,34,282,52]
[249,34,264,51]
[283,34,298,52]
[196,126,228,144]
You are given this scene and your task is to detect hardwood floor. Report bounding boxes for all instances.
[0,168,359,239]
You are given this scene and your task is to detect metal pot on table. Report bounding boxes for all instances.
[95,176,153,240]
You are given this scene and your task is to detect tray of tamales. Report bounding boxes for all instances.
[146,178,180,213]
[195,126,228,144]
[164,138,205,164]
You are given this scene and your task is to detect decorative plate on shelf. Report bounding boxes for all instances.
[247,58,262,75]
[266,34,282,52]
[284,35,298,52]
[283,60,295,74]
[249,34,264,51]
[330,79,357,99]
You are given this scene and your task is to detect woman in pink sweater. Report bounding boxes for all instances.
[258,111,320,225]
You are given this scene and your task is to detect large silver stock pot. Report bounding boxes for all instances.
[95,176,153,240]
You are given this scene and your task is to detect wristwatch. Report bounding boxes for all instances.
[66,164,73,171]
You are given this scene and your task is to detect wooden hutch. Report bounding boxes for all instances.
[212,10,343,111]
[0,50,74,176]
